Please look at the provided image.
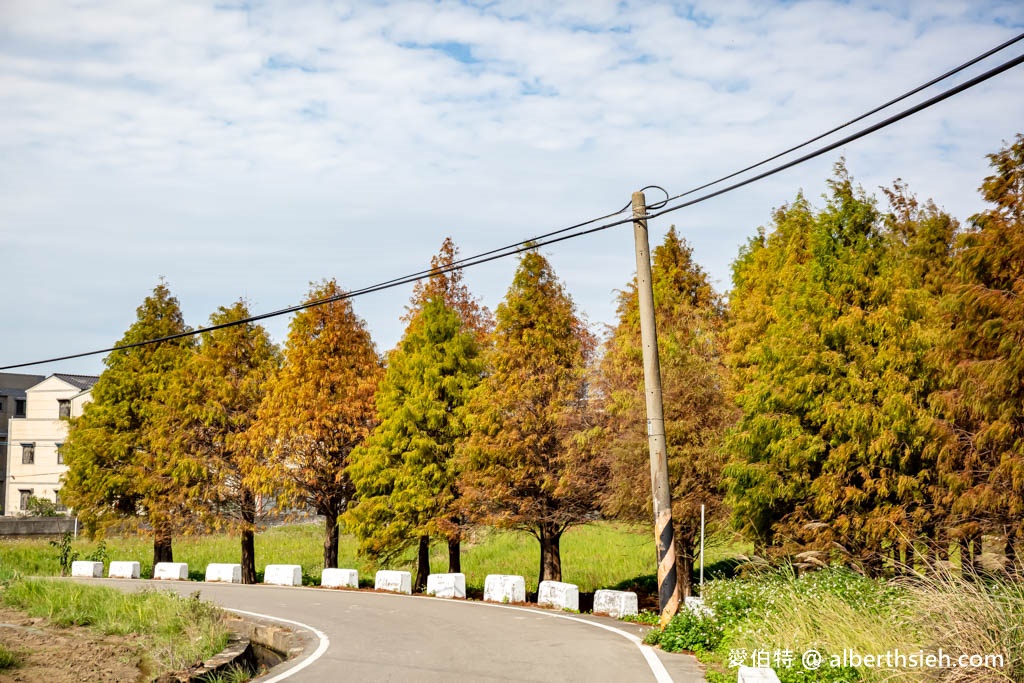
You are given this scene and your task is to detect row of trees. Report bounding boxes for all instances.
[63,135,1024,592]
[724,137,1024,575]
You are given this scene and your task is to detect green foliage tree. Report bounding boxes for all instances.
[598,228,737,597]
[940,134,1024,571]
[62,281,196,566]
[157,300,280,583]
[247,280,382,570]
[723,164,956,572]
[344,297,483,590]
[459,248,602,585]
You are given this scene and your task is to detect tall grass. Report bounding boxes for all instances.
[1,579,229,676]
[650,562,1024,683]
[0,521,656,593]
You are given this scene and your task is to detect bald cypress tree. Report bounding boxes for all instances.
[344,297,482,589]
[599,228,736,597]
[724,165,955,571]
[156,300,280,583]
[940,135,1024,572]
[459,249,602,585]
[247,280,382,570]
[63,281,196,567]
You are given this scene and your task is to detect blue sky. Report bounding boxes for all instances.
[1,0,1023,375]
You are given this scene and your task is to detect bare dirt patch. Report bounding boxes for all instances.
[0,606,147,683]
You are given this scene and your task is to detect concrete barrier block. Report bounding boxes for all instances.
[738,666,781,683]
[374,570,412,594]
[71,560,103,578]
[483,574,526,604]
[205,563,242,583]
[264,564,302,586]
[154,562,189,580]
[426,573,466,599]
[538,580,579,611]
[593,589,638,618]
[108,561,140,579]
[321,568,359,589]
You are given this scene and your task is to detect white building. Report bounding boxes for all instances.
[3,373,97,515]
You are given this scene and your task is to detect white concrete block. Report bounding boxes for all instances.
[71,560,103,578]
[321,568,359,589]
[738,666,781,683]
[593,589,639,618]
[538,580,579,611]
[153,562,189,580]
[264,564,302,586]
[205,563,242,583]
[374,570,412,594]
[426,573,466,599]
[108,561,140,579]
[483,574,526,604]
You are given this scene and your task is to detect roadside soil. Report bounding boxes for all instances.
[0,606,148,683]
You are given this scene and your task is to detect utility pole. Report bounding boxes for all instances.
[632,190,680,627]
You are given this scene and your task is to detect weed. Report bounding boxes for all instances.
[0,643,19,670]
[201,664,251,683]
[621,610,660,625]
[48,531,79,576]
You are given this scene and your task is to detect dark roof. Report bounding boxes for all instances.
[53,374,99,391]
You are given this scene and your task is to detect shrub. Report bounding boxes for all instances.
[645,608,724,654]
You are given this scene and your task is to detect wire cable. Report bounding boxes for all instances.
[660,29,1024,204]
[3,45,1022,371]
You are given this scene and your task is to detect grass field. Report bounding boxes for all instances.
[1,578,230,678]
[0,520,719,594]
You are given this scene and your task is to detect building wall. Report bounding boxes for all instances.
[0,373,45,514]
[3,377,91,516]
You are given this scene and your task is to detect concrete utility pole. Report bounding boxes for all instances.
[631,190,681,626]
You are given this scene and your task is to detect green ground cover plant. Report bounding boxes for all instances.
[1,578,230,677]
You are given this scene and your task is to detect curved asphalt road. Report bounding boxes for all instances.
[84,578,705,682]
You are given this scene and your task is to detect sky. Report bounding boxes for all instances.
[2,0,1023,377]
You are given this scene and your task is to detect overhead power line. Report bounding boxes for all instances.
[3,36,1023,371]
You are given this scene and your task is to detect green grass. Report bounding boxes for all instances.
[0,643,19,670]
[1,578,230,677]
[0,521,658,594]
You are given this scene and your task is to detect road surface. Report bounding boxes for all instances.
[85,578,706,682]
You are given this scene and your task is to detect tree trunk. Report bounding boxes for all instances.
[415,535,430,592]
[239,489,257,584]
[677,550,694,599]
[153,531,173,566]
[323,509,339,569]
[538,524,563,586]
[958,536,973,579]
[891,543,900,577]
[448,536,461,573]
[970,532,983,575]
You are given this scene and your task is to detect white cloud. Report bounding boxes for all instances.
[0,0,1022,374]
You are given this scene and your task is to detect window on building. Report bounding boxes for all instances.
[58,399,71,419]
[0,397,5,412]
[55,490,67,512]
[21,443,35,465]
[56,443,64,464]
[19,490,32,510]
[15,398,26,418]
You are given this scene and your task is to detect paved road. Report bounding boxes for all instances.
[86,578,705,682]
